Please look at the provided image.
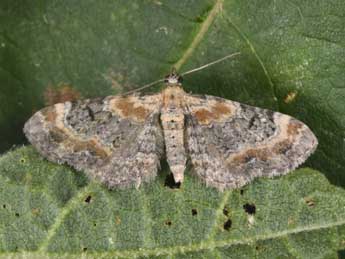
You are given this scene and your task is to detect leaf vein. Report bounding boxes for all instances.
[7,217,345,258]
[225,17,280,110]
[37,184,94,252]
[173,0,223,71]
[139,188,154,248]
[204,190,231,242]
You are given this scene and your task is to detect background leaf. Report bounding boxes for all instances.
[0,147,345,258]
[0,0,345,257]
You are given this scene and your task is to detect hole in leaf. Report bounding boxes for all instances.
[2,204,6,209]
[165,220,172,226]
[223,219,232,231]
[93,223,97,227]
[20,158,25,163]
[240,189,244,195]
[164,173,181,189]
[84,195,92,203]
[83,247,87,252]
[15,213,20,217]
[256,246,260,250]
[243,203,256,215]
[192,208,197,216]
[223,207,229,216]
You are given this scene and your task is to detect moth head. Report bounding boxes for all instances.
[164,68,183,86]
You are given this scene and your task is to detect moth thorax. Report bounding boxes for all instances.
[162,86,185,108]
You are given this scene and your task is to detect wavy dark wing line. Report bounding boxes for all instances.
[24,94,164,188]
[185,94,318,191]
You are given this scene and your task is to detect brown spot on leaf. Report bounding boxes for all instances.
[287,121,303,136]
[304,197,315,207]
[114,97,149,121]
[32,208,41,216]
[284,91,297,103]
[194,102,232,124]
[115,216,121,225]
[44,83,80,106]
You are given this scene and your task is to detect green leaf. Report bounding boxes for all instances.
[1,147,345,258]
[1,0,345,257]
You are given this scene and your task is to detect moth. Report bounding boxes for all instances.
[24,61,318,191]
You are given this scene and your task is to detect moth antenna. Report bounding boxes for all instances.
[120,52,240,95]
[181,52,241,76]
[121,78,165,95]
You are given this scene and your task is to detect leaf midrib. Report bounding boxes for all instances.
[173,0,223,71]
